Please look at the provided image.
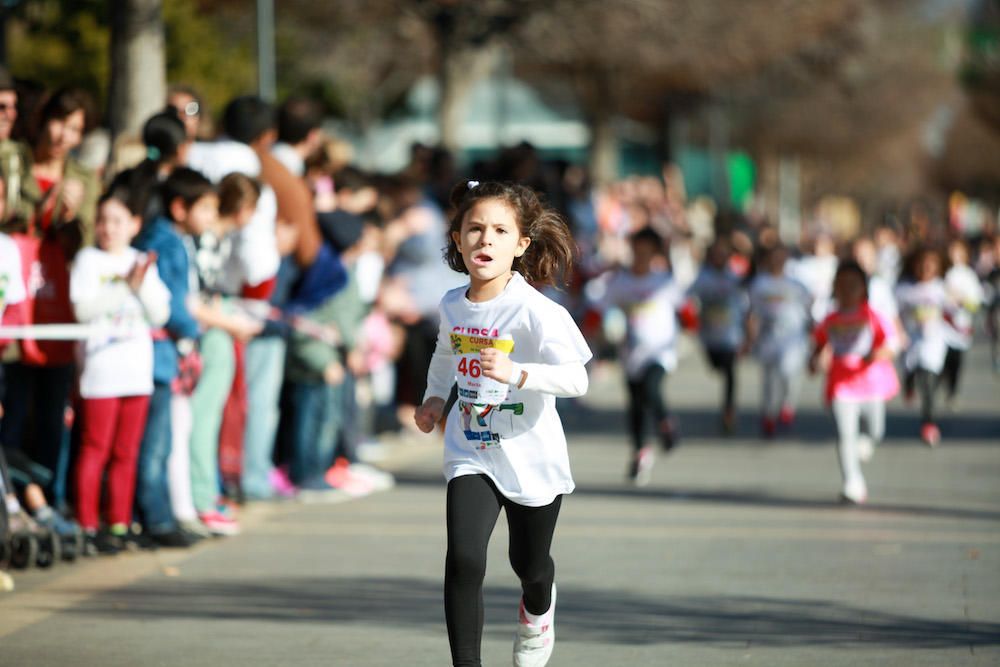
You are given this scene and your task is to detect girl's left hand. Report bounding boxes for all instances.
[480,347,512,383]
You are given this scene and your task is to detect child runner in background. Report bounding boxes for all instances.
[746,245,813,437]
[895,247,956,446]
[687,237,748,434]
[70,186,170,554]
[586,226,684,485]
[415,181,590,667]
[941,238,984,406]
[810,261,898,504]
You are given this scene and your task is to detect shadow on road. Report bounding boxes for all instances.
[390,472,1000,522]
[559,401,1000,445]
[67,576,1000,649]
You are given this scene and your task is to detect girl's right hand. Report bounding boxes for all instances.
[414,397,445,433]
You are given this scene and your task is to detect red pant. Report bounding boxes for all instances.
[75,395,151,530]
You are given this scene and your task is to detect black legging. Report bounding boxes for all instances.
[445,474,562,667]
[939,347,964,400]
[626,363,669,452]
[906,368,939,424]
[706,347,737,412]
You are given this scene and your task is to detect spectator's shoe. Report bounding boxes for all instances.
[348,463,396,492]
[839,478,868,505]
[179,519,213,539]
[857,435,875,462]
[920,422,941,447]
[627,446,655,487]
[123,524,159,552]
[198,510,241,536]
[84,529,123,556]
[296,478,351,504]
[151,528,200,549]
[269,466,298,499]
[513,583,556,667]
[658,417,678,451]
[324,459,375,498]
[761,417,777,438]
[778,404,795,427]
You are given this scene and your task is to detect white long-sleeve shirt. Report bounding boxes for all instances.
[70,247,170,398]
[424,273,592,507]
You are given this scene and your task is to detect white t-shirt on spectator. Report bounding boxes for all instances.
[188,139,280,291]
[0,232,26,319]
[425,272,592,507]
[70,247,170,399]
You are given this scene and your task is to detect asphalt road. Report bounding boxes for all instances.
[2,340,998,666]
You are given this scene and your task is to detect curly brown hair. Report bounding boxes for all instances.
[445,181,576,288]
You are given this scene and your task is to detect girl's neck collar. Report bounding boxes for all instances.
[466,271,518,303]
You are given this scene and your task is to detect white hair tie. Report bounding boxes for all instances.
[467,180,480,190]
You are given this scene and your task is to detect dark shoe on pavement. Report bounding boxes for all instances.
[151,528,199,548]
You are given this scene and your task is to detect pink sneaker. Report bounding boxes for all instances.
[324,459,375,498]
[269,466,298,499]
[920,423,941,447]
[198,510,240,536]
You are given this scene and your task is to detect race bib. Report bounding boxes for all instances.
[450,332,515,405]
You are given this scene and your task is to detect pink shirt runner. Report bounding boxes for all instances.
[814,302,899,403]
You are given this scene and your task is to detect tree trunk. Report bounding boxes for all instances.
[580,69,618,187]
[437,44,497,154]
[108,0,166,142]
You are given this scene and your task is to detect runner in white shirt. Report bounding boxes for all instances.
[415,181,589,667]
[746,245,813,437]
[941,238,985,404]
[587,226,683,486]
[896,247,958,446]
[687,237,749,434]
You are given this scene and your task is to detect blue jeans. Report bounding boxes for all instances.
[290,381,342,486]
[136,382,176,534]
[241,336,287,499]
[0,362,74,508]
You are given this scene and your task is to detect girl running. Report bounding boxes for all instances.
[896,247,957,446]
[586,226,685,485]
[941,238,984,405]
[415,181,590,667]
[810,261,898,504]
[687,237,748,434]
[746,245,813,437]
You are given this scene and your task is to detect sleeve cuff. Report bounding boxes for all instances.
[508,362,525,388]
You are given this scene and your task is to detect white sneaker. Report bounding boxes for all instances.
[513,583,556,667]
[857,435,875,462]
[840,477,868,505]
[628,446,655,487]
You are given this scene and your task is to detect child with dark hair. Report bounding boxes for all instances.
[131,167,216,547]
[586,225,686,485]
[810,261,898,504]
[941,238,984,404]
[746,245,813,437]
[687,237,749,433]
[895,247,957,446]
[70,186,170,554]
[415,180,590,667]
